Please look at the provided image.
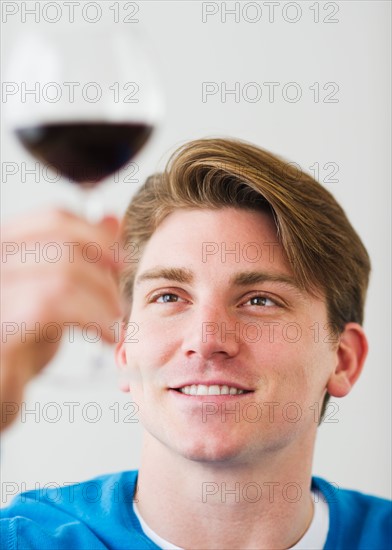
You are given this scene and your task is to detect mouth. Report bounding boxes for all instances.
[171,384,253,397]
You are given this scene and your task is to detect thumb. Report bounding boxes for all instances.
[98,216,126,271]
[100,216,120,237]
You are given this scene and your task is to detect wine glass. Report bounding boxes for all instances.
[4,22,163,386]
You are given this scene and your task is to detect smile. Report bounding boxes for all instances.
[176,384,250,396]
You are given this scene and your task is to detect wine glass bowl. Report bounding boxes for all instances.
[6,24,162,189]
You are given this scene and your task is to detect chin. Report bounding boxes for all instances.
[173,422,300,465]
[174,433,251,464]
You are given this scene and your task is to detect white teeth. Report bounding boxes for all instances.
[178,384,246,396]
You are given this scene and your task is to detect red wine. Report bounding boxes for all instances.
[16,122,153,186]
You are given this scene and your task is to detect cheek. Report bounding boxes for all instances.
[254,329,335,396]
[124,318,180,378]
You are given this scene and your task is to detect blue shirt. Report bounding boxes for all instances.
[1,471,391,549]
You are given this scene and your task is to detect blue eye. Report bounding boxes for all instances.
[247,296,276,307]
[156,293,180,303]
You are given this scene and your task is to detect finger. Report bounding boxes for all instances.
[2,257,122,330]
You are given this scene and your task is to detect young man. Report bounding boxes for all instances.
[1,139,391,549]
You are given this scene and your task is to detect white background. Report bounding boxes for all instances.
[1,1,391,506]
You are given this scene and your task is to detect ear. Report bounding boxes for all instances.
[115,323,131,393]
[327,323,368,398]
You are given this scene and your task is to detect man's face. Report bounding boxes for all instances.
[117,208,339,463]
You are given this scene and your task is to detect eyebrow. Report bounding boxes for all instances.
[136,267,194,286]
[135,266,300,291]
[231,271,299,289]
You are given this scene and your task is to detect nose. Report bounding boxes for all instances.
[181,303,241,360]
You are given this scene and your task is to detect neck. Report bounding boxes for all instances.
[135,434,316,550]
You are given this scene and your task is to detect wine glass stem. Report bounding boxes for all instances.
[83,187,104,223]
